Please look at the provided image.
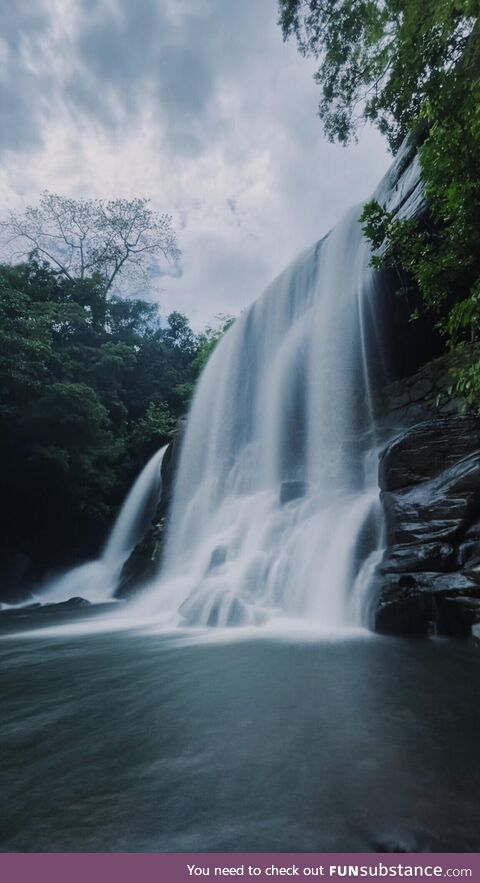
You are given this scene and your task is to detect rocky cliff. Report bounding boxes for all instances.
[366,134,480,638]
[374,358,480,636]
[114,419,186,599]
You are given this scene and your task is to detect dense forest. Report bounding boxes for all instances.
[0,196,230,598]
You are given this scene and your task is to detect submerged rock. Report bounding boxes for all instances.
[179,586,251,627]
[0,596,99,634]
[52,596,92,609]
[279,480,306,505]
[208,545,228,571]
[0,596,93,618]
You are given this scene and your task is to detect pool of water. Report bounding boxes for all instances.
[1,612,479,852]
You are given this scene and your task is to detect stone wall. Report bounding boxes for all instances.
[375,350,467,432]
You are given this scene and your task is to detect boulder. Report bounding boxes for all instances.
[378,417,480,492]
[50,596,91,610]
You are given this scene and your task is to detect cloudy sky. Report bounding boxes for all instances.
[0,0,390,328]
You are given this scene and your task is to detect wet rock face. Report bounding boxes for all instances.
[375,351,467,435]
[279,480,306,505]
[375,416,480,636]
[114,419,186,599]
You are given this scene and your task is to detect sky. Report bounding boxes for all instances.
[0,0,390,328]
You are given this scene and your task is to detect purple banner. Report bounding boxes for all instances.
[0,853,478,883]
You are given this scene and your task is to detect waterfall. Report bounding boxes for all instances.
[40,445,167,604]
[136,205,389,628]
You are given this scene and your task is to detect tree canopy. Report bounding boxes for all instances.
[0,257,232,598]
[279,0,478,150]
[2,193,180,295]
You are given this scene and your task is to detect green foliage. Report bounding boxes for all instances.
[0,260,221,587]
[128,402,176,463]
[281,0,480,408]
[360,48,480,405]
[194,315,235,372]
[278,0,478,150]
[450,350,480,409]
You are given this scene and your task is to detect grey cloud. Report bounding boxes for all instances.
[0,79,41,152]
[0,0,294,158]
[2,0,48,49]
[0,0,51,154]
[156,45,212,115]
[63,0,164,131]
[159,231,272,328]
[66,0,286,155]
[69,0,215,150]
[76,0,163,88]
[63,74,120,132]
[0,0,390,327]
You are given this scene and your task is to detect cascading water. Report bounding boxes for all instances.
[41,445,167,604]
[136,205,389,629]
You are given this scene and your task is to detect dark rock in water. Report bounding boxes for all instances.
[280,480,306,505]
[375,414,480,636]
[454,538,480,569]
[0,600,42,614]
[115,419,187,599]
[114,521,166,600]
[53,596,91,610]
[208,545,228,571]
[206,594,248,627]
[0,598,93,617]
[473,624,480,646]
[179,586,250,627]
[0,598,116,636]
[375,572,480,637]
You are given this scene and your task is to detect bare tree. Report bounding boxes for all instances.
[1,192,180,292]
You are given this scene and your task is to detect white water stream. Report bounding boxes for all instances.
[38,142,422,625]
[41,446,167,603]
[136,206,387,628]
